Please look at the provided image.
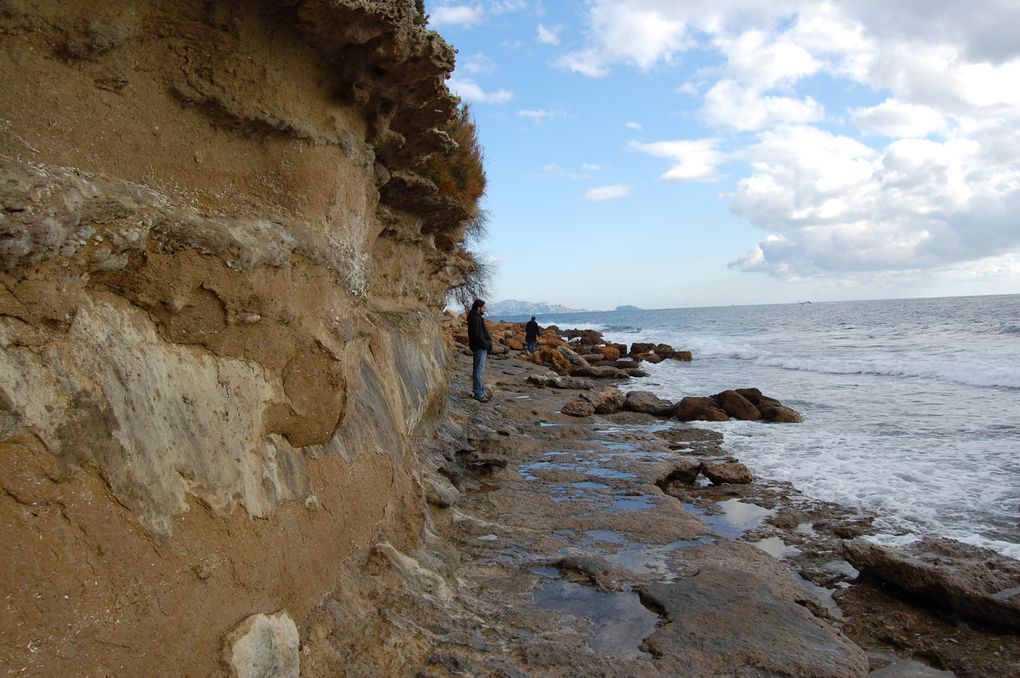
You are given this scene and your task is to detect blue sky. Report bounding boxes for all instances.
[427,1,1020,310]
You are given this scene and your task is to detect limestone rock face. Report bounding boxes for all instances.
[223,611,300,678]
[0,1,472,675]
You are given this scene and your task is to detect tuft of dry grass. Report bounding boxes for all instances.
[416,103,487,209]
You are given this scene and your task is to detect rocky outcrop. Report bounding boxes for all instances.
[1,1,477,675]
[676,389,803,423]
[844,537,1020,633]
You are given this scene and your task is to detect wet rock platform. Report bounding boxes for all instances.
[305,349,1020,677]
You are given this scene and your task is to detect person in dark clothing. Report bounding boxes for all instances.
[524,316,540,353]
[466,299,492,401]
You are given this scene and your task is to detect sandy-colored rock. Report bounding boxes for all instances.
[623,390,676,416]
[702,461,754,485]
[223,611,300,678]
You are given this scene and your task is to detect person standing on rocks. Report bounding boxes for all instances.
[467,299,492,402]
[525,316,540,353]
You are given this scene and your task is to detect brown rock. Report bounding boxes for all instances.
[560,399,595,417]
[532,348,572,375]
[675,396,729,422]
[654,343,677,358]
[702,461,754,485]
[843,537,1020,633]
[637,352,665,364]
[761,403,803,423]
[715,390,761,421]
[629,342,655,355]
[622,390,676,416]
[670,350,693,361]
[657,459,704,495]
[594,345,620,361]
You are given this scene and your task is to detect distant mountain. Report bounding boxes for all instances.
[614,304,643,312]
[485,299,590,316]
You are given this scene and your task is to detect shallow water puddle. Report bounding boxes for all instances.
[581,530,715,576]
[684,499,773,539]
[531,578,658,659]
[750,536,801,559]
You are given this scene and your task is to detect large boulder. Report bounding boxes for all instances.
[629,342,655,356]
[675,396,729,422]
[532,347,572,375]
[588,387,625,414]
[702,461,754,485]
[556,345,591,372]
[561,399,595,417]
[843,537,1020,633]
[670,350,693,361]
[623,390,676,416]
[593,345,621,361]
[715,390,761,421]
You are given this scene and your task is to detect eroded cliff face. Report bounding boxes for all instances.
[0,1,471,674]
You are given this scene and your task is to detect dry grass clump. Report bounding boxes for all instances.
[416,103,487,209]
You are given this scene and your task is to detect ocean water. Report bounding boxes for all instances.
[507,295,1020,560]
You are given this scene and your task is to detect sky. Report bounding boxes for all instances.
[426,0,1020,310]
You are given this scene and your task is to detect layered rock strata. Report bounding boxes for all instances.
[1,1,474,675]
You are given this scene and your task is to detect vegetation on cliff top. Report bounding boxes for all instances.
[415,102,487,210]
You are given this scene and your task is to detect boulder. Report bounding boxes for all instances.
[610,343,628,357]
[623,390,676,416]
[579,366,633,379]
[588,387,625,414]
[636,352,665,364]
[504,336,525,350]
[670,350,693,361]
[715,390,761,421]
[556,345,591,372]
[654,343,677,358]
[561,399,595,417]
[675,396,729,422]
[702,461,753,485]
[657,459,704,495]
[624,368,648,378]
[594,345,621,361]
[532,348,572,375]
[526,373,594,390]
[843,537,1020,633]
[761,403,803,423]
[629,342,655,356]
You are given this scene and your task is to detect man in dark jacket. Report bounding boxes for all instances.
[466,299,492,401]
[524,316,540,353]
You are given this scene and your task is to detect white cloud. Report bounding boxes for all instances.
[852,99,945,138]
[430,4,485,28]
[703,80,824,131]
[715,30,822,88]
[555,49,609,78]
[584,184,633,201]
[625,121,642,130]
[516,108,567,123]
[556,1,1020,281]
[728,126,1020,276]
[629,139,724,182]
[448,77,513,104]
[581,163,604,171]
[529,163,592,181]
[537,23,560,45]
[461,53,496,75]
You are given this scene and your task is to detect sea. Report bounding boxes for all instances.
[500,294,1020,561]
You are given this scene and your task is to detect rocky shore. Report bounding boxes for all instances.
[305,318,1020,676]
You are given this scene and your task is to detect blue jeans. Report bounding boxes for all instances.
[526,340,537,353]
[472,349,487,398]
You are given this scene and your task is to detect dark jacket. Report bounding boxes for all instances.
[525,319,540,342]
[467,309,492,352]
